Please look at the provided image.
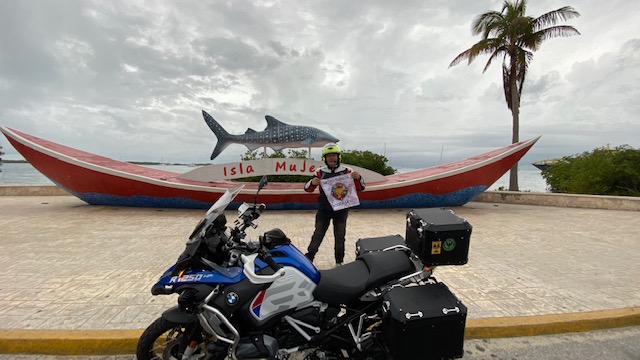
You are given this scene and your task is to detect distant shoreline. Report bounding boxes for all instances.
[1,159,209,166]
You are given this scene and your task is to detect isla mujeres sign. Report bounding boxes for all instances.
[177,158,387,183]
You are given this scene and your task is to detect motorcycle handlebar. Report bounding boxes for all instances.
[238,203,266,221]
[259,246,282,272]
[240,253,285,284]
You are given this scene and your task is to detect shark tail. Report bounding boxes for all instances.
[202,110,232,160]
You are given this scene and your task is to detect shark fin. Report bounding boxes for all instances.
[202,111,230,138]
[246,144,261,151]
[202,110,232,160]
[210,141,231,161]
[270,146,284,151]
[264,115,286,129]
[244,128,257,134]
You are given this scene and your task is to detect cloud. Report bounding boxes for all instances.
[1,0,639,173]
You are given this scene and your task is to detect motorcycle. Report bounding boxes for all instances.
[137,176,467,360]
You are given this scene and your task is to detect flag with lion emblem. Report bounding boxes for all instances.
[320,173,360,211]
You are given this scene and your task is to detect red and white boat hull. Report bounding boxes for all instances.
[1,126,538,209]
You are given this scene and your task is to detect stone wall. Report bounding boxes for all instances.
[474,191,640,211]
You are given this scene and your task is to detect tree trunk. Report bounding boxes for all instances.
[509,110,520,191]
[508,61,520,191]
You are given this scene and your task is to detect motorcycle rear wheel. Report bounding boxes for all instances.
[136,317,193,360]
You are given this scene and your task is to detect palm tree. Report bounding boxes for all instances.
[449,0,580,191]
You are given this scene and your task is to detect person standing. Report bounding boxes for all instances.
[304,143,365,266]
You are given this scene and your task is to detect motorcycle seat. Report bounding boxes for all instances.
[313,251,415,305]
[313,261,369,305]
[359,250,415,288]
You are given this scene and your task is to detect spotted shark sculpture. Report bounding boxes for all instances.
[202,110,340,160]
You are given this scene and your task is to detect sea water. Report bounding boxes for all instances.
[0,162,549,192]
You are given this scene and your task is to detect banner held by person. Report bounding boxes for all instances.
[320,173,360,211]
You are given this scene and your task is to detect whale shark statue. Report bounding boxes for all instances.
[202,110,340,160]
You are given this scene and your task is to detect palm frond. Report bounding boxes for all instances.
[450,0,581,104]
[449,39,501,68]
[531,26,581,49]
[534,6,580,30]
[502,64,513,110]
[502,0,527,21]
[502,47,530,110]
[482,45,507,73]
[472,11,504,38]
[515,50,531,95]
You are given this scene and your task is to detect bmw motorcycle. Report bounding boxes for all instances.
[137,177,465,360]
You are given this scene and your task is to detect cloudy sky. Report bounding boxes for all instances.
[1,0,638,170]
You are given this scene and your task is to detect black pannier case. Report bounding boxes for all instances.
[406,208,472,266]
[355,234,405,256]
[382,283,467,359]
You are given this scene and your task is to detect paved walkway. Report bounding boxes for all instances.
[0,195,639,353]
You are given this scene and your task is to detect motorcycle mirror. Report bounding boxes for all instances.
[254,175,268,205]
[258,175,268,190]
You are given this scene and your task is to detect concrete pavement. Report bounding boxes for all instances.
[0,195,639,355]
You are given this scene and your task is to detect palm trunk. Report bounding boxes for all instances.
[508,58,520,191]
[509,107,520,191]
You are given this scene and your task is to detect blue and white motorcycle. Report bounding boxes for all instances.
[136,177,445,360]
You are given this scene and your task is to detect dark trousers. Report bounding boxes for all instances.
[307,208,349,263]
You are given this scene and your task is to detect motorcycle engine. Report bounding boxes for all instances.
[234,333,279,359]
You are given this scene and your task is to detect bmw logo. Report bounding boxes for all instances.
[226,292,239,306]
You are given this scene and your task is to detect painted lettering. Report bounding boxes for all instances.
[169,274,204,283]
[201,159,330,180]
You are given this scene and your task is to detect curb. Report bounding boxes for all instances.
[0,329,141,355]
[1,307,638,355]
[465,306,640,339]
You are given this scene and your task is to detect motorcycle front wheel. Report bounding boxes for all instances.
[136,317,193,360]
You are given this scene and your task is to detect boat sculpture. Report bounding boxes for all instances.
[0,144,4,172]
[532,159,559,171]
[1,126,538,210]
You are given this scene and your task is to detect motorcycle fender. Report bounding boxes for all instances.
[161,306,198,324]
